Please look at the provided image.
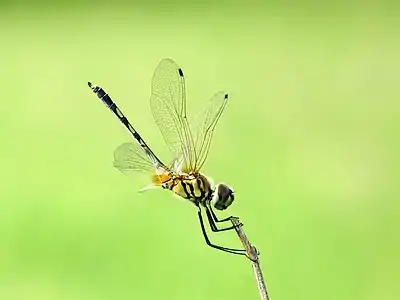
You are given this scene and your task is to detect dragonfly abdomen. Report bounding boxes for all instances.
[88,82,166,169]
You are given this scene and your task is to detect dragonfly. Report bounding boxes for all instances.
[88,58,246,256]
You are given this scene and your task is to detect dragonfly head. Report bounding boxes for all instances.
[211,183,235,210]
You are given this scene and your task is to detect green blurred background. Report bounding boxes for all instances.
[0,1,398,299]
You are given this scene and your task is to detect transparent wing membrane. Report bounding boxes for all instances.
[192,91,228,172]
[105,58,228,177]
[150,58,196,172]
[113,142,157,175]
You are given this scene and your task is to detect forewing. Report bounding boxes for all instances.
[192,91,228,172]
[150,58,196,172]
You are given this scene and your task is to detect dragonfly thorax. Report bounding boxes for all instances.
[162,173,214,204]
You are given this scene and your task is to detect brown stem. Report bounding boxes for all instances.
[231,217,269,300]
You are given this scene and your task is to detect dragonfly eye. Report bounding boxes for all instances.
[212,183,235,210]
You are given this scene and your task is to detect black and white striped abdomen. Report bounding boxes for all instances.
[88,82,164,168]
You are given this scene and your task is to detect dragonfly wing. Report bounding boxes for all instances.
[114,142,172,193]
[150,58,196,172]
[192,91,229,172]
[113,142,158,174]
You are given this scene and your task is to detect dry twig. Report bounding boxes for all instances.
[231,217,269,300]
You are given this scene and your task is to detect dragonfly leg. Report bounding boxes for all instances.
[207,204,244,226]
[204,206,243,233]
[197,207,246,255]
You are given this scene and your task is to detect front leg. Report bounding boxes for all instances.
[204,206,243,233]
[207,203,243,225]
